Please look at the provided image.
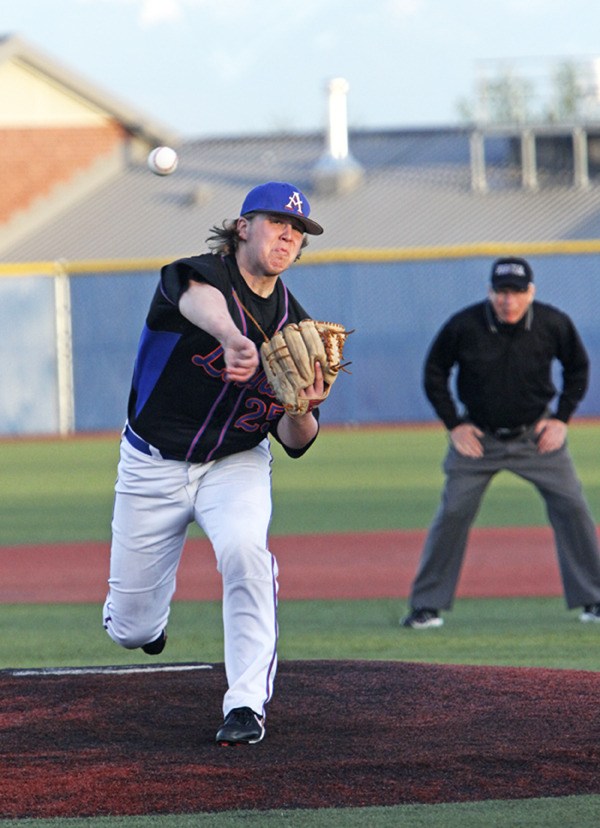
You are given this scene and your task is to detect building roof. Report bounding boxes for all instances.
[0,34,178,145]
[4,127,600,263]
[2,33,600,263]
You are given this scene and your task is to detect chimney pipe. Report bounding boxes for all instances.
[327,77,351,159]
[313,77,364,195]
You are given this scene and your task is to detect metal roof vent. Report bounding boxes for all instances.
[313,77,364,195]
[183,182,214,207]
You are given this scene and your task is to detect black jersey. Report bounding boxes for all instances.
[126,253,314,463]
[424,299,589,432]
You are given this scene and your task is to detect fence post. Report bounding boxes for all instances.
[54,260,75,435]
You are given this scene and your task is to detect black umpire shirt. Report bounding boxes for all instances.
[423,299,590,432]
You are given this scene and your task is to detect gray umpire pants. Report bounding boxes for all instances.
[409,429,600,611]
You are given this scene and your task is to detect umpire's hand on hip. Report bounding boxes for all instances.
[534,418,567,454]
[450,423,484,458]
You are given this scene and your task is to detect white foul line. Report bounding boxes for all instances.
[6,664,214,677]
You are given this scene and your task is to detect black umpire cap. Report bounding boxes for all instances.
[491,257,533,292]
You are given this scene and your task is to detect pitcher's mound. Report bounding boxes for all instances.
[2,659,599,818]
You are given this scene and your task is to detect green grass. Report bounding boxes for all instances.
[2,795,600,827]
[3,421,600,545]
[0,435,119,545]
[0,596,596,671]
[3,424,600,826]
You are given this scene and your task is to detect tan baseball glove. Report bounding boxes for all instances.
[260,319,352,416]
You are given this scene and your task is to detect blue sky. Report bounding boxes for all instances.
[4,0,600,138]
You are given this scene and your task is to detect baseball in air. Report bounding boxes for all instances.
[147,146,178,176]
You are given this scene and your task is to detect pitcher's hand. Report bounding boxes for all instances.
[222,331,259,383]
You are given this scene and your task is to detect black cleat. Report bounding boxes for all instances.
[215,707,265,746]
[580,604,600,623]
[401,608,444,629]
[141,630,167,655]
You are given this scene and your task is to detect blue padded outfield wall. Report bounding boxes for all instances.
[284,251,600,426]
[2,248,600,435]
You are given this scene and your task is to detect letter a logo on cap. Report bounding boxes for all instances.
[285,191,305,216]
[240,181,324,234]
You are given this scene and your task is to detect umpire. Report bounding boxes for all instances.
[402,256,600,629]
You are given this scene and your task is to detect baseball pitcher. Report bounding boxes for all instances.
[103,182,351,746]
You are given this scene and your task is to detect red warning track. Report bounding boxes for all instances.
[0,526,564,604]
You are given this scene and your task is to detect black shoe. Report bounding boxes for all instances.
[141,630,167,655]
[579,604,600,623]
[401,608,444,629]
[215,707,265,746]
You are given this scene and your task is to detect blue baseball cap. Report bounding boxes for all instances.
[240,181,324,235]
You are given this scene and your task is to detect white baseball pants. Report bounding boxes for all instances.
[103,435,278,718]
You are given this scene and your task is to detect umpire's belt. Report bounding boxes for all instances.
[487,424,531,440]
[124,424,180,460]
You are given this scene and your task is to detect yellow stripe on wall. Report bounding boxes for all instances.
[1,239,600,277]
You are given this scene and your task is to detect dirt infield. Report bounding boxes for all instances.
[1,527,588,819]
[2,659,600,819]
[0,526,564,603]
